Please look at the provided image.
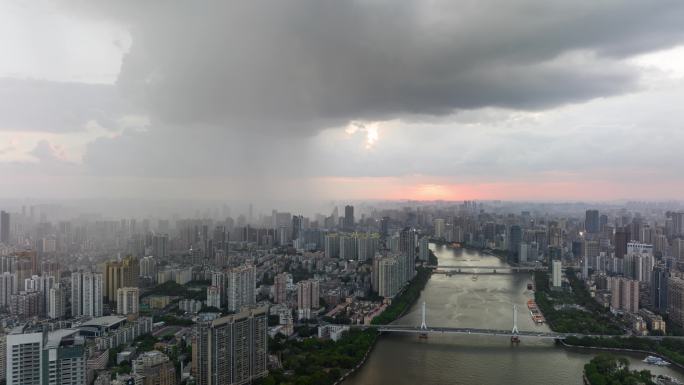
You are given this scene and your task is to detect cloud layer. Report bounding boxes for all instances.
[2,0,684,202]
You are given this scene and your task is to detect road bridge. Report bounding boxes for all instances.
[341,302,677,342]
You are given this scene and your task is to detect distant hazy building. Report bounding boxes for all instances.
[434,219,445,239]
[195,307,268,385]
[614,227,630,259]
[509,225,522,262]
[0,210,9,245]
[324,234,340,258]
[585,210,600,234]
[344,205,355,231]
[152,234,169,258]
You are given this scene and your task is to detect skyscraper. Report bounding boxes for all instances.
[651,265,669,313]
[614,227,630,259]
[399,228,417,279]
[71,271,103,317]
[0,210,9,244]
[509,225,522,262]
[225,264,256,312]
[344,205,354,231]
[585,210,599,234]
[195,307,268,385]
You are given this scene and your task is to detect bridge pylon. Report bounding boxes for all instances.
[511,304,520,343]
[419,302,428,339]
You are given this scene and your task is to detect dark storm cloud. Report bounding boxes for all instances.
[67,0,684,133]
[0,78,128,132]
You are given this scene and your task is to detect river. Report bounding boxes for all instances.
[345,244,683,385]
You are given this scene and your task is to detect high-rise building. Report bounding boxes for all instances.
[273,272,288,304]
[668,276,684,327]
[651,266,669,313]
[552,260,562,288]
[206,286,221,309]
[117,287,140,316]
[6,332,42,385]
[0,210,9,245]
[378,256,402,298]
[380,216,390,239]
[614,227,630,259]
[344,205,355,231]
[225,265,256,312]
[133,350,177,385]
[9,291,41,318]
[608,276,639,313]
[195,307,268,385]
[152,234,169,258]
[418,237,430,262]
[509,225,522,262]
[585,210,600,234]
[434,218,445,239]
[139,256,158,281]
[105,256,139,303]
[48,284,66,319]
[0,271,17,308]
[356,233,379,262]
[71,271,103,318]
[673,212,684,237]
[399,228,417,280]
[296,279,319,320]
[6,329,86,385]
[324,234,339,258]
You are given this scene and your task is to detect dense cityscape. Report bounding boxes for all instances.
[4,1,684,384]
[0,201,683,384]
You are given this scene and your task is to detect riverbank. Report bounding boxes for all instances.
[559,339,684,372]
[259,267,434,385]
[340,267,433,382]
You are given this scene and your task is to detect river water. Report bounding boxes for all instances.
[345,245,683,385]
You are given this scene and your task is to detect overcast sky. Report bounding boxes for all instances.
[1,0,684,204]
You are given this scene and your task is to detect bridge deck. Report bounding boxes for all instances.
[349,324,673,341]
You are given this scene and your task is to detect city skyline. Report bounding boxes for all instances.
[1,1,684,202]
